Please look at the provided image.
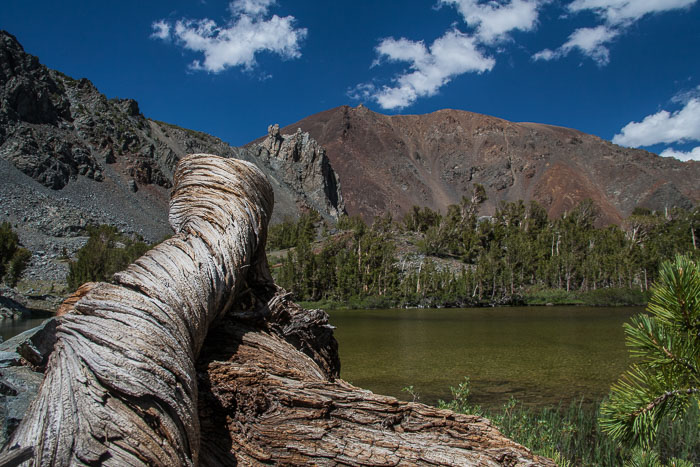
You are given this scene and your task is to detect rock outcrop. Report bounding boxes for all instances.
[250,124,344,221]
[261,105,700,225]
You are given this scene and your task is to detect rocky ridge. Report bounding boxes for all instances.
[250,124,344,220]
[0,30,345,297]
[264,105,699,225]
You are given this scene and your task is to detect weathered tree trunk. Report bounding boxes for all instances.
[7,154,274,466]
[197,290,554,466]
[4,154,553,466]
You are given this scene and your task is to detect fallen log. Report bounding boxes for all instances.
[4,154,553,466]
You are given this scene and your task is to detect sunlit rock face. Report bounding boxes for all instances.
[264,105,699,226]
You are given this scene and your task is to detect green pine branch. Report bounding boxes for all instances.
[600,255,700,449]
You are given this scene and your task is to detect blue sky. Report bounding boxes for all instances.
[3,0,700,160]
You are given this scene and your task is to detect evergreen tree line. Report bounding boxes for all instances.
[269,194,699,308]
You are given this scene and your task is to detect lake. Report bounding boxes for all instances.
[328,306,639,410]
[0,306,639,411]
[0,317,50,342]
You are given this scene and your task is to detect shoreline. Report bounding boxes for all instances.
[299,286,649,310]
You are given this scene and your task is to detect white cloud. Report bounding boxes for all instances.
[533,25,617,65]
[560,26,617,64]
[659,146,700,161]
[357,30,495,110]
[613,98,700,146]
[150,20,171,40]
[151,2,306,73]
[534,0,696,64]
[352,0,543,110]
[672,85,700,105]
[568,0,696,26]
[229,0,276,16]
[531,48,555,61]
[439,0,541,43]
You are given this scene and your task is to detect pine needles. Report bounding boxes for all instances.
[600,255,700,450]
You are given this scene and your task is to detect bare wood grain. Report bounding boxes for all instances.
[198,290,555,467]
[8,154,273,466]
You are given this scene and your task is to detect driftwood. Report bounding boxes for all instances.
[5,154,553,466]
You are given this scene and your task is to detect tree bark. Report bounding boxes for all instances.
[7,154,274,466]
[4,154,553,466]
[197,289,554,466]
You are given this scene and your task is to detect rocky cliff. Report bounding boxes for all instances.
[250,124,344,220]
[262,105,699,225]
[0,30,344,288]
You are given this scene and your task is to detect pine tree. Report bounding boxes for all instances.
[599,254,700,449]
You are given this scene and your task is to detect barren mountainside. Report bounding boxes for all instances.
[264,105,699,225]
[0,30,343,285]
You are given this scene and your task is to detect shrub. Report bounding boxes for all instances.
[580,288,648,306]
[436,376,699,466]
[0,222,31,286]
[523,288,583,305]
[67,225,150,291]
[0,221,21,279]
[6,247,31,287]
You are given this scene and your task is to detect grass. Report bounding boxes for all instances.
[436,378,699,466]
[298,295,397,310]
[523,287,648,307]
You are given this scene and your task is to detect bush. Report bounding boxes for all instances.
[0,222,31,286]
[6,248,31,287]
[580,288,648,306]
[0,221,21,279]
[523,287,649,306]
[67,225,150,291]
[437,377,699,466]
[523,288,583,305]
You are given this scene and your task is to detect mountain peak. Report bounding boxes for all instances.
[264,106,698,225]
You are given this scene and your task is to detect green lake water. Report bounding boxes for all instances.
[0,317,49,342]
[0,307,639,411]
[328,306,639,410]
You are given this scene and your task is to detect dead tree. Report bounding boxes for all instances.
[5,154,553,466]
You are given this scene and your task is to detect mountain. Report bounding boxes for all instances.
[0,30,343,290]
[260,105,699,225]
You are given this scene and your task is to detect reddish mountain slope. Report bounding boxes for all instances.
[255,105,699,225]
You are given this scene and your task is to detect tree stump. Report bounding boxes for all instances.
[4,154,553,466]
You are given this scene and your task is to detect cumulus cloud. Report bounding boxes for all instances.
[613,98,700,147]
[353,30,495,110]
[439,0,540,43]
[151,0,306,73]
[659,146,700,161]
[354,1,542,110]
[534,0,696,64]
[533,25,617,65]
